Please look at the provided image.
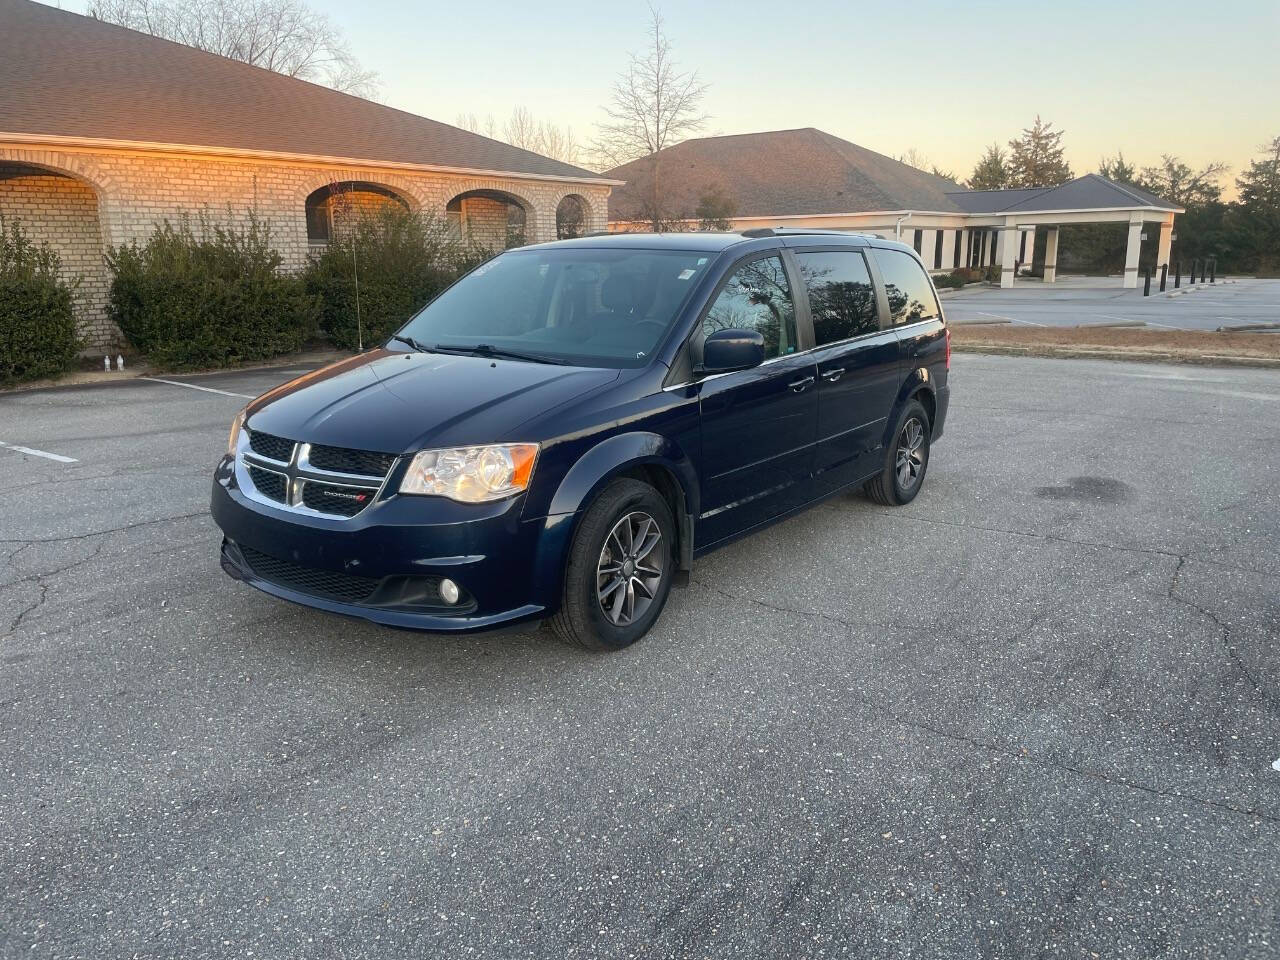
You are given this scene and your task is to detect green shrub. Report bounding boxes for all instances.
[0,216,79,387]
[933,272,965,289]
[305,207,496,350]
[106,215,317,370]
[983,264,1002,282]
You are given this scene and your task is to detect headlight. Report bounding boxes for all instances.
[399,443,538,502]
[227,407,247,457]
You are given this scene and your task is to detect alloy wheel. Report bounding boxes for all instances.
[895,417,926,490]
[597,511,664,626]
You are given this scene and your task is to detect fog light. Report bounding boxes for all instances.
[440,578,460,605]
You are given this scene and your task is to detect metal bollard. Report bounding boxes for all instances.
[1143,267,1151,296]
[1210,258,1216,284]
[1200,260,1207,284]
[1174,261,1181,288]
[1192,258,1200,285]
[1160,263,1168,292]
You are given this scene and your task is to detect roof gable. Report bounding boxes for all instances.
[999,174,1179,212]
[0,0,602,181]
[605,128,969,221]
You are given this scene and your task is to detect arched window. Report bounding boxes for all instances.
[305,182,408,246]
[446,189,530,249]
[556,195,587,239]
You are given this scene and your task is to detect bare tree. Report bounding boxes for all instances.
[456,108,580,165]
[456,112,500,140]
[594,5,709,230]
[89,0,379,97]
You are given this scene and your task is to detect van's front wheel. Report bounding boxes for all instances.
[548,478,676,651]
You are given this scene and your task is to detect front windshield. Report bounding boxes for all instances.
[394,247,715,368]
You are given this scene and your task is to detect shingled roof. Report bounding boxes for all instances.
[948,174,1180,214]
[0,0,606,182]
[605,128,969,221]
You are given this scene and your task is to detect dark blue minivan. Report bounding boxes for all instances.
[212,229,949,650]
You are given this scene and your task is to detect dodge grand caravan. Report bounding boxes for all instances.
[212,229,950,650]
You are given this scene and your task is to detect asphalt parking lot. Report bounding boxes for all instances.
[2,353,1279,958]
[945,277,1280,331]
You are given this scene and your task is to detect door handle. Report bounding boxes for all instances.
[788,375,815,393]
[822,367,846,382]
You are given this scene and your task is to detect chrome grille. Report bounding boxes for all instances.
[307,444,397,477]
[238,427,398,520]
[246,464,288,503]
[248,429,295,463]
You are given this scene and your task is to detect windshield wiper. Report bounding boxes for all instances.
[390,334,433,353]
[432,343,567,365]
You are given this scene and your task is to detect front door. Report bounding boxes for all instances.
[792,249,901,492]
[695,253,817,547]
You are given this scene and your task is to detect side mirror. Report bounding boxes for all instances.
[700,328,765,375]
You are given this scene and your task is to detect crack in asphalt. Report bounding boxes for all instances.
[0,510,207,546]
[690,575,1280,828]
[864,510,1277,581]
[4,541,106,635]
[1166,554,1279,714]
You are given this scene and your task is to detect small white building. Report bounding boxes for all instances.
[606,129,1182,290]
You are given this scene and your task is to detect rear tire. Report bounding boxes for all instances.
[865,398,931,506]
[548,478,676,652]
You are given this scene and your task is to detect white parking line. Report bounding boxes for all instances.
[143,377,253,400]
[978,311,1044,326]
[0,441,78,463]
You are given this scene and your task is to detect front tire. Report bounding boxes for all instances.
[548,478,676,651]
[865,399,931,506]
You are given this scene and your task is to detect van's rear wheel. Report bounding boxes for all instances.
[549,478,676,651]
[865,399,931,506]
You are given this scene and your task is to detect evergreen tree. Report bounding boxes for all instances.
[1232,136,1280,274]
[1137,155,1226,206]
[1098,153,1137,184]
[1006,116,1072,188]
[967,145,1009,190]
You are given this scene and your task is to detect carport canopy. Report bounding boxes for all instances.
[946,175,1184,289]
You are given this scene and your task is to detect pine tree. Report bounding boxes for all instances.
[967,144,1009,190]
[1006,116,1072,188]
[1098,153,1137,184]
[1233,136,1280,273]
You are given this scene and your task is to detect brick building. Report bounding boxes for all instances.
[606,129,1181,291]
[0,0,617,351]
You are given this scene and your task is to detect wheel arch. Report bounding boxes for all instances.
[884,366,939,448]
[539,432,699,589]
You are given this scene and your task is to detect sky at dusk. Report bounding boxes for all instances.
[55,0,1280,192]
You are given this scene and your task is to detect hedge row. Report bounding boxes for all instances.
[107,216,319,370]
[0,217,79,387]
[103,208,501,369]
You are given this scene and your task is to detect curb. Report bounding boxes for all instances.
[953,343,1280,368]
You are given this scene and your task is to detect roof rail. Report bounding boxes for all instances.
[739,227,877,239]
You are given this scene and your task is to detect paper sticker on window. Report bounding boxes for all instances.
[697,258,708,265]
[677,268,697,280]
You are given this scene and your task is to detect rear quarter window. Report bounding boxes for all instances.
[871,248,941,326]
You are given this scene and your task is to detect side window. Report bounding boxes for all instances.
[794,251,879,345]
[702,254,797,359]
[872,248,941,325]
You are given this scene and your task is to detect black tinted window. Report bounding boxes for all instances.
[397,248,712,368]
[794,251,879,345]
[872,248,941,325]
[703,255,797,359]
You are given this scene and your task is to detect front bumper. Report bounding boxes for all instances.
[211,456,571,633]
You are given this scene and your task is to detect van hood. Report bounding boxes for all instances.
[245,349,620,452]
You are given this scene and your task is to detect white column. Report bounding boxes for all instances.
[1123,213,1143,289]
[1000,219,1017,288]
[1157,216,1173,272]
[1044,227,1059,283]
